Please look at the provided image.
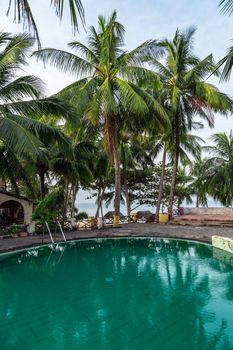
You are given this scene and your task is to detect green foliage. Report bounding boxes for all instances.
[203,132,233,206]
[1,14,233,217]
[33,11,166,160]
[127,165,171,209]
[0,31,73,158]
[75,211,88,220]
[149,26,233,210]
[32,188,64,223]
[189,158,210,207]
[8,224,22,235]
[33,11,168,217]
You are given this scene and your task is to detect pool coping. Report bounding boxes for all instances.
[0,236,213,258]
[1,221,233,255]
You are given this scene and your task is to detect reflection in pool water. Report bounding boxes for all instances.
[0,238,233,349]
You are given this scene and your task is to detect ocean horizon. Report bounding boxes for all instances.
[75,196,225,217]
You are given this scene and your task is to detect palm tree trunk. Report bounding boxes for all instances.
[111,116,121,227]
[39,170,46,200]
[156,147,167,223]
[196,193,199,208]
[113,147,121,226]
[105,114,120,227]
[100,202,104,219]
[168,114,180,218]
[95,186,106,219]
[0,177,6,190]
[71,184,78,218]
[62,180,69,224]
[124,173,131,223]
[95,188,101,218]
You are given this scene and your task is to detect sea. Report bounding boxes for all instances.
[75,194,224,217]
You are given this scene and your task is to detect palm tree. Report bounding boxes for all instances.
[0,31,73,158]
[175,167,194,209]
[0,144,36,196]
[120,132,157,221]
[149,27,233,216]
[34,11,165,226]
[6,0,85,46]
[156,133,204,222]
[155,122,204,221]
[91,148,110,219]
[213,1,233,81]
[219,0,233,14]
[189,158,210,207]
[51,140,94,222]
[204,132,233,206]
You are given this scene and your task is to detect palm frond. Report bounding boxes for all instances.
[217,44,233,81]
[6,0,85,46]
[0,32,33,70]
[33,48,94,78]
[0,75,44,102]
[0,113,43,155]
[219,0,233,14]
[68,41,98,64]
[6,0,40,46]
[1,96,75,122]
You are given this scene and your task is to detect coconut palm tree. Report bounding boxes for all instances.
[120,132,157,221]
[34,11,165,226]
[189,158,210,207]
[149,27,233,216]
[0,144,36,195]
[6,0,85,46]
[212,1,233,81]
[204,132,233,206]
[155,123,204,221]
[175,167,194,209]
[0,31,73,158]
[51,140,94,222]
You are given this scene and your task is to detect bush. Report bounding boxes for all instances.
[75,211,88,221]
[33,188,64,224]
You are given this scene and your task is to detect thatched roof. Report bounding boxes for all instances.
[104,211,125,219]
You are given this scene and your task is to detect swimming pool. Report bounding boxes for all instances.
[0,238,233,349]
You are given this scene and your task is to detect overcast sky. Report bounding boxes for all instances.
[1,0,233,140]
[1,0,233,202]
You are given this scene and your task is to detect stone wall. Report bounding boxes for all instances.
[183,207,233,215]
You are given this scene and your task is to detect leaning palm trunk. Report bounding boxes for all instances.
[168,115,180,218]
[95,186,105,219]
[124,173,131,223]
[156,147,167,223]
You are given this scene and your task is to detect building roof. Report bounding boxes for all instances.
[0,190,33,203]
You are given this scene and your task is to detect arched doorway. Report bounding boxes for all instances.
[0,200,24,225]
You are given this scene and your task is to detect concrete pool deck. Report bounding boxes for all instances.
[1,223,233,253]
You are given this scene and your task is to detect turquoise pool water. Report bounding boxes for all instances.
[0,238,233,349]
